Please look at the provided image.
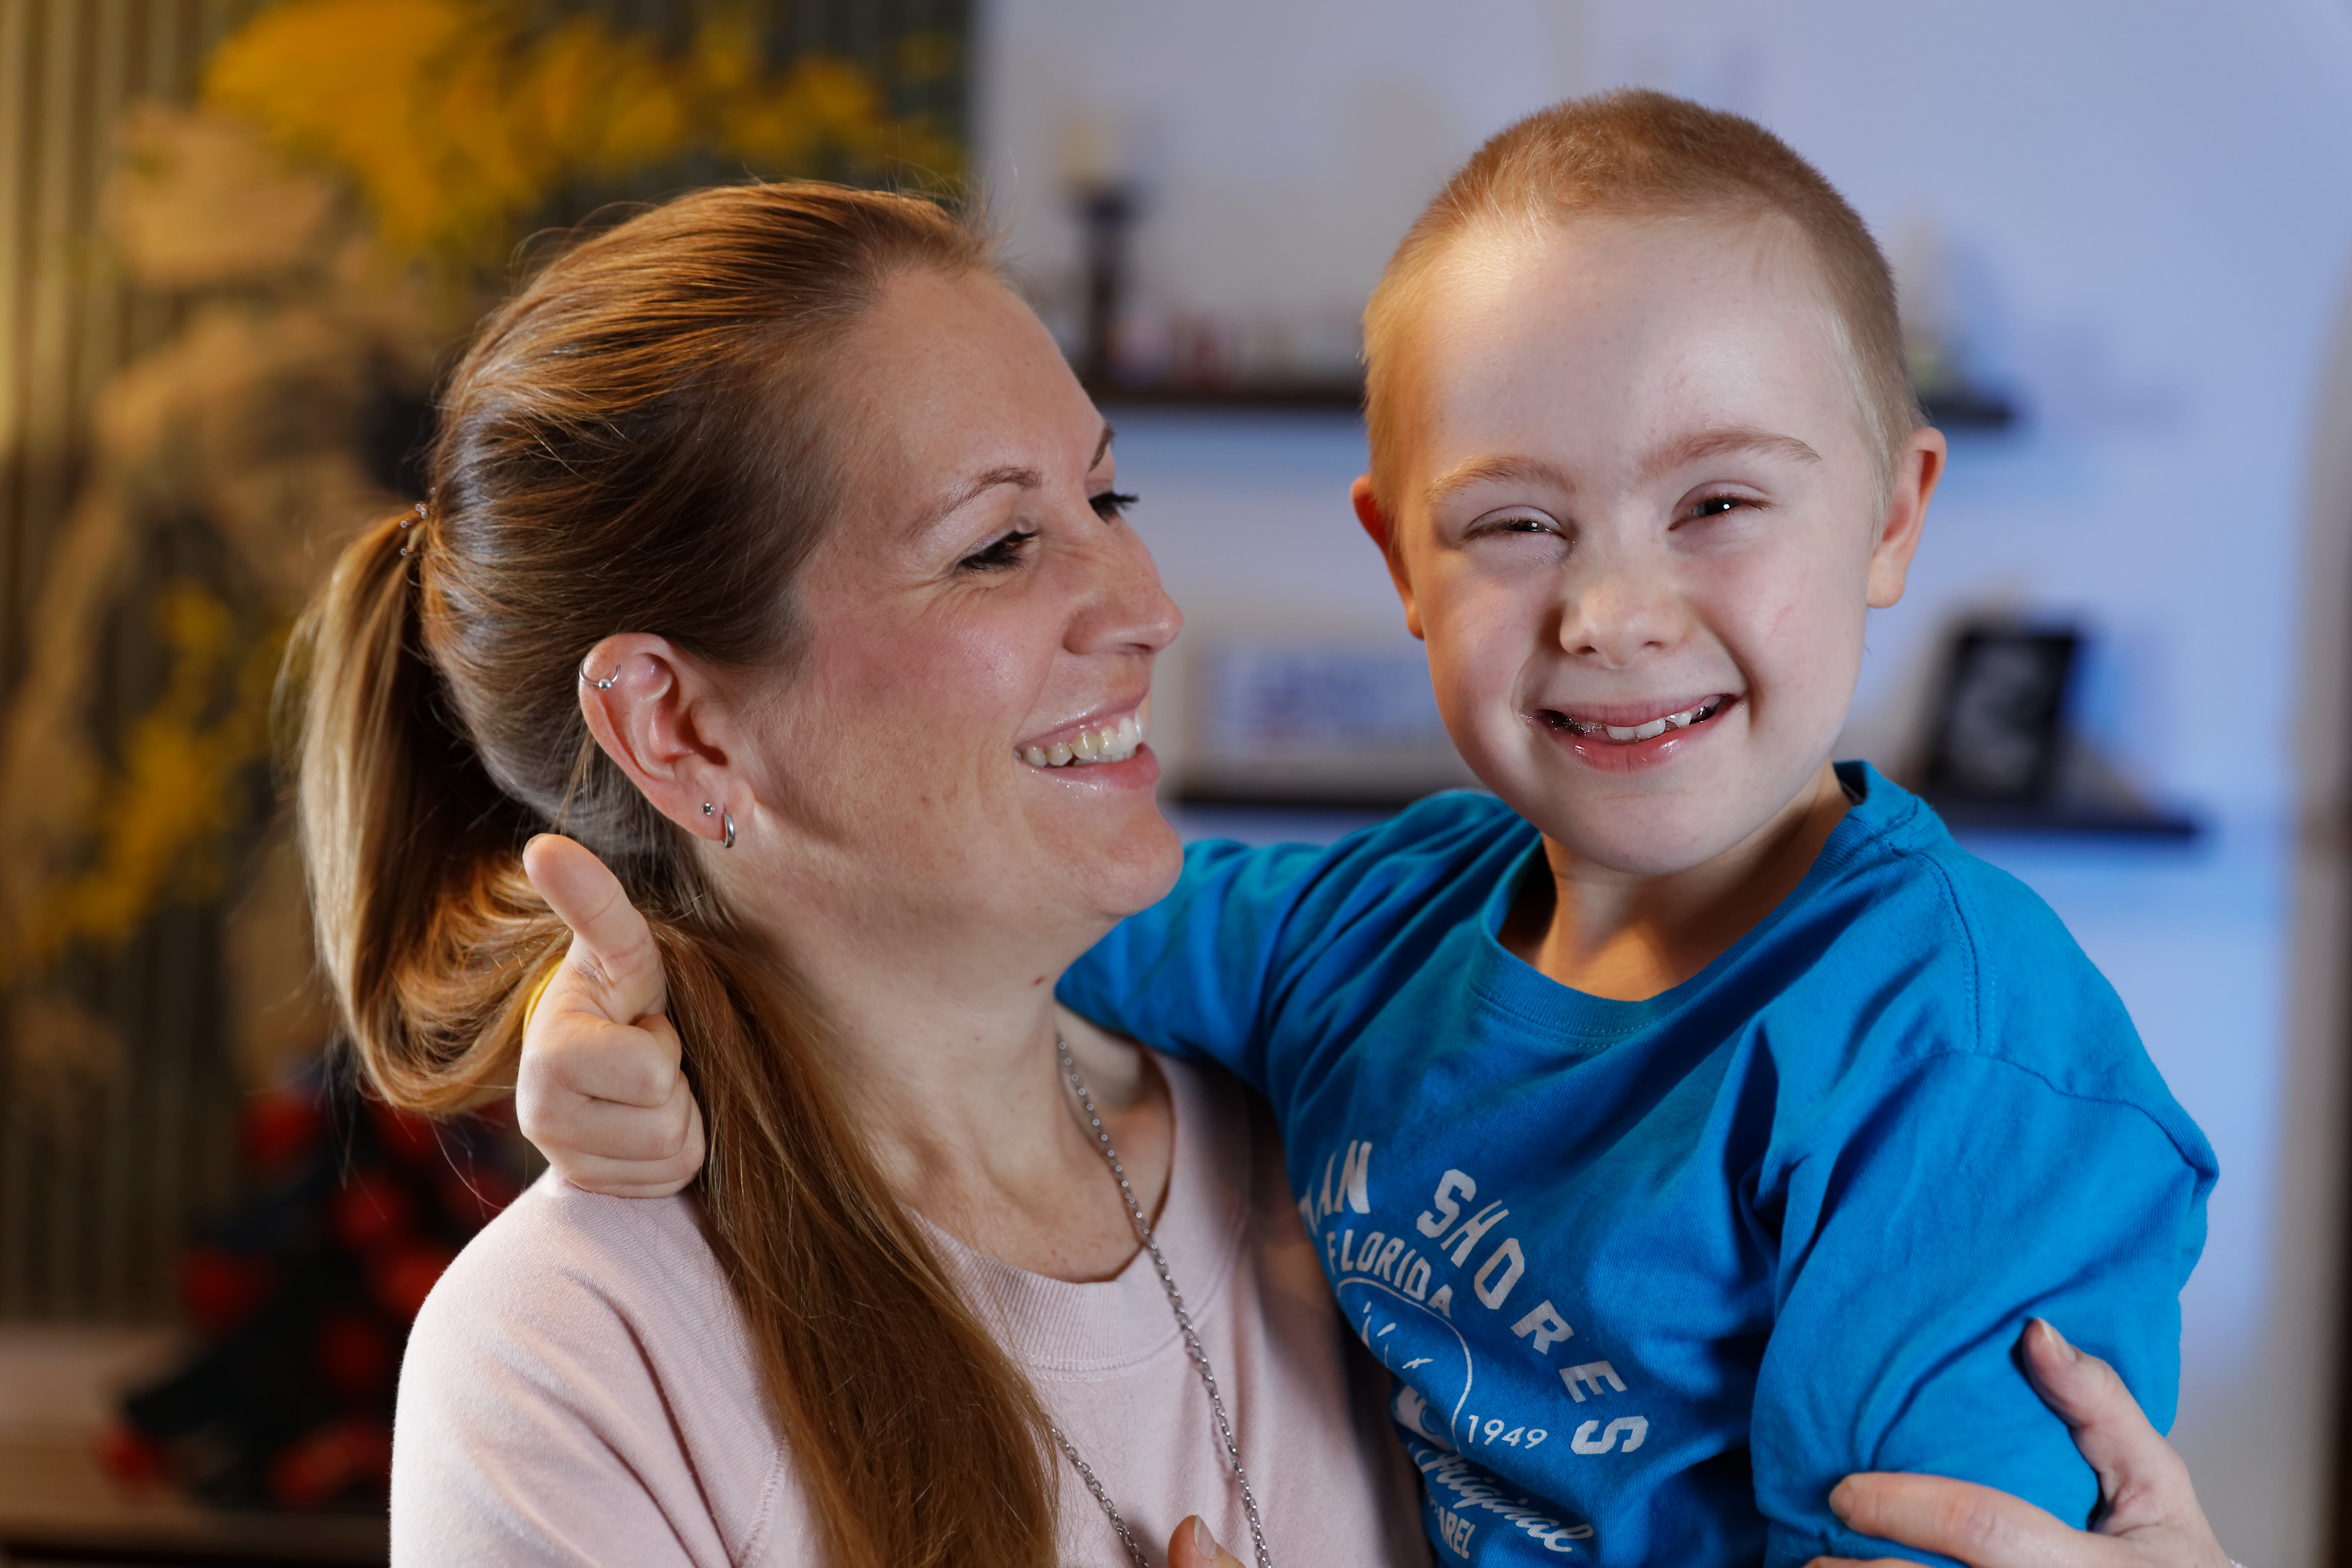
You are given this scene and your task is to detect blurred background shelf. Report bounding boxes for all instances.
[0,1328,385,1567]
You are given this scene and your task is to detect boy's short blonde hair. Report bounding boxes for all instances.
[1363,89,1920,514]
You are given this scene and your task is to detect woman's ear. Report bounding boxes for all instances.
[576,633,737,845]
[1351,475,1425,641]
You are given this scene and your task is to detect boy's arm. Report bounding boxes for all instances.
[1756,1051,2211,1568]
[1057,834,1337,1095]
[516,831,1337,1193]
[1808,1319,2234,1568]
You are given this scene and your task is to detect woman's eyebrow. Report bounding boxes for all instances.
[908,426,1118,536]
[916,466,1038,535]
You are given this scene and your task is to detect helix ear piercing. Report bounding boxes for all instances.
[579,659,620,691]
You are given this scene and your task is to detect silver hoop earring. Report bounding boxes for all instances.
[578,660,619,691]
[722,811,736,851]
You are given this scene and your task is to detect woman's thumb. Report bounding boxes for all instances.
[1167,1516,1247,1568]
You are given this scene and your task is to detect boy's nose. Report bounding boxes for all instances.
[1556,563,1686,667]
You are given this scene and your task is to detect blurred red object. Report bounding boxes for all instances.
[240,1082,325,1171]
[329,1171,416,1252]
[178,1247,279,1338]
[370,1239,457,1321]
[95,1418,168,1486]
[266,1416,392,1510]
[365,1099,442,1168]
[434,1162,520,1227]
[314,1308,397,1400]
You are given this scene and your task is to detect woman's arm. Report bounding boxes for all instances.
[1805,1320,2234,1568]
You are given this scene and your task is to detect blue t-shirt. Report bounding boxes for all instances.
[1060,764,2214,1567]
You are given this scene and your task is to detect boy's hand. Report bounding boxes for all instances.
[1167,1516,1247,1568]
[1805,1320,2233,1568]
[516,834,704,1198]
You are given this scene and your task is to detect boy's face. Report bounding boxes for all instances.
[1357,213,1940,877]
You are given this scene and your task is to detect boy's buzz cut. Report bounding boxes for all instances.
[1361,88,1922,521]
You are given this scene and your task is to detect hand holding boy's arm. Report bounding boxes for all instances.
[515,834,704,1198]
[1804,1320,2232,1568]
[1753,1048,2209,1567]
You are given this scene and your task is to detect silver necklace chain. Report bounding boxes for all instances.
[1050,1035,1274,1568]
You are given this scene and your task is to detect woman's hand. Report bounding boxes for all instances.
[1807,1320,2232,1568]
[1168,1515,1247,1568]
[515,834,704,1198]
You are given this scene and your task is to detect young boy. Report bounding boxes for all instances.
[533,92,2214,1566]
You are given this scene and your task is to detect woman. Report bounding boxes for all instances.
[293,183,1425,1565]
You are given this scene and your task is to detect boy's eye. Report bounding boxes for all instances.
[1471,512,1556,538]
[958,528,1038,572]
[1090,489,1138,521]
[1685,495,1751,522]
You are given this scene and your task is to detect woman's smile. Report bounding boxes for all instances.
[1018,700,1148,768]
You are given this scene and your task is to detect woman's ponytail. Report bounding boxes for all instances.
[289,510,559,1110]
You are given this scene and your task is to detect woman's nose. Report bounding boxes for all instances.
[1072,524,1182,655]
[1556,552,1685,667]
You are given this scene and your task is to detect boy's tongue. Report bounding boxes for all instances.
[1548,694,1729,744]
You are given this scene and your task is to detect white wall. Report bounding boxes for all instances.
[975,4,2352,1562]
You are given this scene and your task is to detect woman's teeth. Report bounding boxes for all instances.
[1557,696,1725,742]
[1023,713,1144,768]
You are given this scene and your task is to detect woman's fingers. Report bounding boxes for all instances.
[2015,1320,2197,1534]
[1165,1516,1247,1568]
[2012,1320,2231,1563]
[1826,1472,2117,1568]
[1818,1322,2233,1568]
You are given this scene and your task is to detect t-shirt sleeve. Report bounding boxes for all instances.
[1750,1049,2211,1567]
[390,1191,792,1567]
[392,1270,709,1567]
[1058,835,1336,1094]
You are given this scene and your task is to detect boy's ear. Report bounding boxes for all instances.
[576,633,736,847]
[1350,475,1425,641]
[1866,428,1947,610]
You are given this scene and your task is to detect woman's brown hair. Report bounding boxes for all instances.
[288,183,1058,1565]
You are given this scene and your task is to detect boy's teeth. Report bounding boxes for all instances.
[1021,711,1145,769]
[1567,697,1722,741]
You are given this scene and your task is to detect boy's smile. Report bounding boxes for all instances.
[1355,211,1943,889]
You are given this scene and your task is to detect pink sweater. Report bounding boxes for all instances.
[392,1055,1431,1564]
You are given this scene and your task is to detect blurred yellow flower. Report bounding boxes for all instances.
[204,0,960,266]
[25,584,279,968]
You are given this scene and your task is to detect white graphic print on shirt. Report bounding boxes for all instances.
[1298,1137,1649,1559]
